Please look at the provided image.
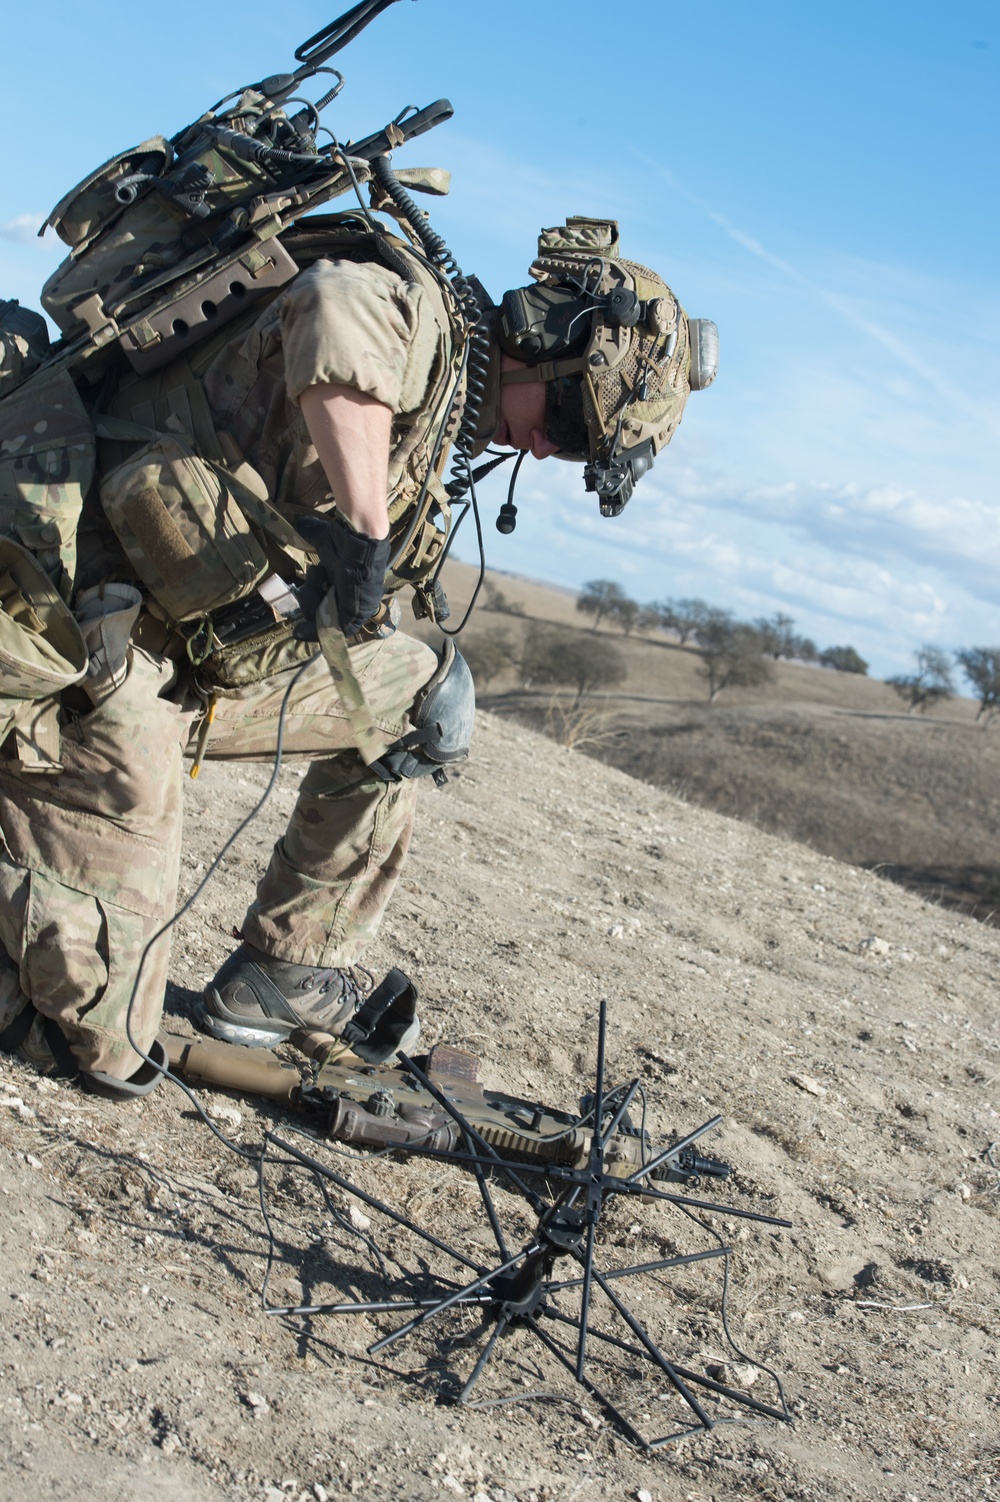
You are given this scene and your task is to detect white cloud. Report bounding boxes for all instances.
[651,470,1000,604]
[460,456,1000,676]
[0,214,44,245]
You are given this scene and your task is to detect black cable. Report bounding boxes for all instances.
[637,1082,650,1168]
[434,483,486,636]
[326,127,379,231]
[204,123,323,171]
[312,146,503,639]
[670,1199,790,1420]
[258,1134,283,1307]
[315,1173,392,1283]
[295,1,402,66]
[322,135,483,611]
[368,155,491,496]
[386,338,471,576]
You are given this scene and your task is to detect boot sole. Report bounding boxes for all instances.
[197,1000,421,1061]
[197,996,292,1049]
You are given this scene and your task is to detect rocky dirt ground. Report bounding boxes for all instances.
[1,709,999,1502]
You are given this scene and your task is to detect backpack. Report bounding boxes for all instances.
[35,85,455,382]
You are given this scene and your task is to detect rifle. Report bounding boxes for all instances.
[164,1004,793,1447]
[163,1029,732,1189]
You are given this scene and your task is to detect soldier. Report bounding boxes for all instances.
[0,203,714,1097]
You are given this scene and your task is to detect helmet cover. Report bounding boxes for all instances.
[499,217,717,514]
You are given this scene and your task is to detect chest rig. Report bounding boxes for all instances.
[3,129,471,649]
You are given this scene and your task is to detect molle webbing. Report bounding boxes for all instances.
[102,220,469,602]
[99,436,269,622]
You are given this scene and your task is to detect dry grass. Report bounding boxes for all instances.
[541,694,617,751]
[431,561,1000,927]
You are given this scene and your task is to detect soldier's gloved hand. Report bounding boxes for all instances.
[293,512,391,640]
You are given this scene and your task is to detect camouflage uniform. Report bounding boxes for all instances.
[0,255,448,1078]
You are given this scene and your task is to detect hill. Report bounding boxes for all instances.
[435,562,1000,927]
[1,705,998,1502]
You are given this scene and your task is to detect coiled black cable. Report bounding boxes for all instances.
[370,155,491,498]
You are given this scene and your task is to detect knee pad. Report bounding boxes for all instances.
[370,640,475,785]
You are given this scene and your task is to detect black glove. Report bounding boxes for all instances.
[294,512,392,639]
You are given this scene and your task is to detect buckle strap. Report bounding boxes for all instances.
[0,998,79,1079]
[341,968,417,1060]
[500,357,585,385]
[42,1016,80,1078]
[82,1037,167,1100]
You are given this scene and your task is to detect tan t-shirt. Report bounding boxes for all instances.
[199,256,447,516]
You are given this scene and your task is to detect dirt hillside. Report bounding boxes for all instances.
[438,563,1000,926]
[2,703,998,1502]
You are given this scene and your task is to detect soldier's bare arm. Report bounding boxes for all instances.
[299,380,392,541]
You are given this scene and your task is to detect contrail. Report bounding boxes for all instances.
[638,154,992,416]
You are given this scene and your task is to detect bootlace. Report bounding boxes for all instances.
[294,964,374,1005]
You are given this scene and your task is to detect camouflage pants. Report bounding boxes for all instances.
[0,628,438,1078]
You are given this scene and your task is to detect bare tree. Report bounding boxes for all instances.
[694,615,773,702]
[661,597,715,646]
[575,579,630,631]
[887,645,955,714]
[610,597,640,636]
[956,646,1000,727]
[756,612,792,660]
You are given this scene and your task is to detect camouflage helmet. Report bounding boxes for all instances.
[497,217,718,515]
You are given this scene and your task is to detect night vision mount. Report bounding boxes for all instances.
[585,437,656,516]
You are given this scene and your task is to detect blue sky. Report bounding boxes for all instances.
[3,0,997,675]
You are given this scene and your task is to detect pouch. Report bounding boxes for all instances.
[385,469,452,596]
[0,368,96,594]
[0,300,50,399]
[100,435,269,622]
[197,618,317,689]
[74,582,143,705]
[0,536,89,769]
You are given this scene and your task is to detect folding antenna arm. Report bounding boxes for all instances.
[295,0,404,64]
[251,1,404,106]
